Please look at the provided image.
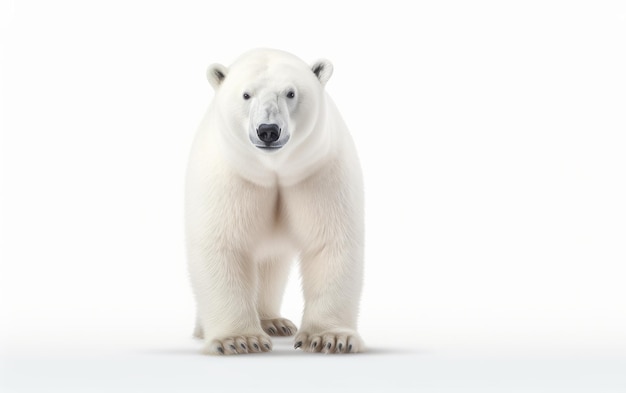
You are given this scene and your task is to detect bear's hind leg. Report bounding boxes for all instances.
[257,255,297,336]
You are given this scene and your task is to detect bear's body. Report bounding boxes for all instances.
[185,49,364,355]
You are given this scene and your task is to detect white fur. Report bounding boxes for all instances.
[185,49,364,355]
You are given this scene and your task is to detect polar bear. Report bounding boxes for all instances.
[185,48,364,355]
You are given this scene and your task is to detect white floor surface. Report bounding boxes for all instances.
[2,338,625,393]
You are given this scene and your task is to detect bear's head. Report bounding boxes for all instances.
[206,49,333,154]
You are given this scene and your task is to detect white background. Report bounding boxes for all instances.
[1,0,626,391]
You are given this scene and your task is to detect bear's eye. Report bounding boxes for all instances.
[286,91,295,99]
[243,93,251,100]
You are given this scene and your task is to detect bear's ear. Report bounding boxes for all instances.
[311,59,333,86]
[206,63,228,90]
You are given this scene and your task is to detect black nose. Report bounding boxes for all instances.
[257,124,281,144]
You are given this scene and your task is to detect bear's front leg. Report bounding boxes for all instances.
[188,247,272,355]
[285,160,365,354]
[186,169,276,355]
[294,244,365,353]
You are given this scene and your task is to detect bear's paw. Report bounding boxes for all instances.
[294,329,364,354]
[261,318,298,337]
[203,334,272,355]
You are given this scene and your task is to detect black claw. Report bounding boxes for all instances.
[240,343,246,350]
[253,343,259,350]
[264,343,270,350]
[230,344,236,351]
[217,347,224,354]
[312,341,318,349]
[326,342,331,350]
[268,327,276,334]
[348,344,353,352]
[294,341,302,349]
[338,343,343,351]
[281,326,287,333]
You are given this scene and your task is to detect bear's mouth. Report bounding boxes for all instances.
[254,143,285,151]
